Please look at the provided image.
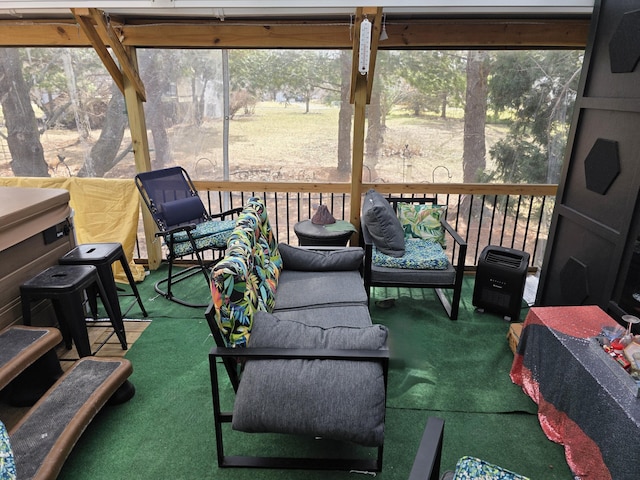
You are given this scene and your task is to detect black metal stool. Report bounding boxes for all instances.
[59,243,147,320]
[20,264,127,358]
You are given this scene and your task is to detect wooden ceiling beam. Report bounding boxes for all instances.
[0,18,589,49]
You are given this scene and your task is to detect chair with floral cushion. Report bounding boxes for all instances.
[135,166,242,307]
[408,417,529,480]
[360,189,467,320]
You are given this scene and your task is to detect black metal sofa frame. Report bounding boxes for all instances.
[208,343,389,471]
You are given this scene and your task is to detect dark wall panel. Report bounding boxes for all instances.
[584,0,640,98]
[537,0,640,313]
[561,109,640,233]
[541,216,618,306]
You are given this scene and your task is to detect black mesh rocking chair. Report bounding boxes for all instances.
[135,166,241,307]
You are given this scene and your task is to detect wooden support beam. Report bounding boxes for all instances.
[87,8,146,102]
[121,48,160,269]
[349,7,382,235]
[350,7,382,104]
[71,9,125,95]
[350,73,368,243]
[71,8,146,101]
[366,8,383,104]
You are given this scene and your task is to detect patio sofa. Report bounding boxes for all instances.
[205,196,389,471]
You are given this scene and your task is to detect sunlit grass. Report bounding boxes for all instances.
[1,100,509,183]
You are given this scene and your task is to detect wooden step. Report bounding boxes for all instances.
[9,356,132,480]
[0,326,62,392]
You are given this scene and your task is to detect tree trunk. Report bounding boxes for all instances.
[440,92,448,119]
[461,51,489,215]
[140,51,171,169]
[337,50,352,176]
[76,82,127,177]
[0,48,49,177]
[463,51,489,183]
[62,49,91,140]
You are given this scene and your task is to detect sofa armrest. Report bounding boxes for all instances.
[441,217,467,280]
[159,223,196,238]
[210,345,389,363]
[408,417,445,480]
[210,206,243,221]
[441,218,466,249]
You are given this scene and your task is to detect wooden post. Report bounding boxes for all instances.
[123,48,161,270]
[349,7,381,242]
[350,75,368,243]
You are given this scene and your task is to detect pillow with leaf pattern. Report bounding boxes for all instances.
[397,202,447,247]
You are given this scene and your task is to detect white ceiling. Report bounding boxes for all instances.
[0,1,595,21]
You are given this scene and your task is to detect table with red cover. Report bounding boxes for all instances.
[510,306,640,480]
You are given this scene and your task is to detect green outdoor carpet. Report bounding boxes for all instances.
[372,286,537,414]
[58,268,573,480]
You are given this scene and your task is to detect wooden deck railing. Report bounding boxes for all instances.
[136,181,557,271]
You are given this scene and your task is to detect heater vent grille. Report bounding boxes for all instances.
[485,251,523,269]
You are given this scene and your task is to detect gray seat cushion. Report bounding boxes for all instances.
[273,304,372,329]
[275,270,368,310]
[232,312,388,447]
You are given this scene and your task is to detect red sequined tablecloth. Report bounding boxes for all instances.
[510,306,640,480]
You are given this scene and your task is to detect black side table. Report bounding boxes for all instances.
[293,220,354,246]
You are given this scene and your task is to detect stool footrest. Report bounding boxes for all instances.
[9,357,133,480]
[0,326,62,392]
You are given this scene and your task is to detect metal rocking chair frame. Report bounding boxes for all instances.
[135,166,241,307]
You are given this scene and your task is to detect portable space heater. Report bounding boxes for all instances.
[473,246,530,322]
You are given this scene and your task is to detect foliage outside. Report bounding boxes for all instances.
[0,48,583,184]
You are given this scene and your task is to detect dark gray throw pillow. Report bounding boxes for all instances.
[232,311,388,447]
[362,189,405,257]
[278,243,363,271]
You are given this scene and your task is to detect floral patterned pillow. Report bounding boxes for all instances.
[452,456,529,480]
[397,202,447,247]
[372,238,449,270]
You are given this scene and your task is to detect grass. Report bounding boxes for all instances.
[1,101,508,183]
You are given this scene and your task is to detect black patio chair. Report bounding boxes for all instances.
[135,166,241,307]
[360,191,467,320]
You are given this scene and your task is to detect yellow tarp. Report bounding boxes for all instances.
[0,177,146,284]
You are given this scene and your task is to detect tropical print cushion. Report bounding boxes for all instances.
[0,422,16,480]
[210,197,282,347]
[372,238,449,270]
[168,219,236,257]
[453,456,529,480]
[244,198,282,311]
[397,202,447,247]
[211,255,258,347]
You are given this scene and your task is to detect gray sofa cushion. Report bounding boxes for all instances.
[273,304,372,328]
[275,270,368,310]
[362,189,405,257]
[278,243,363,271]
[232,312,387,447]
